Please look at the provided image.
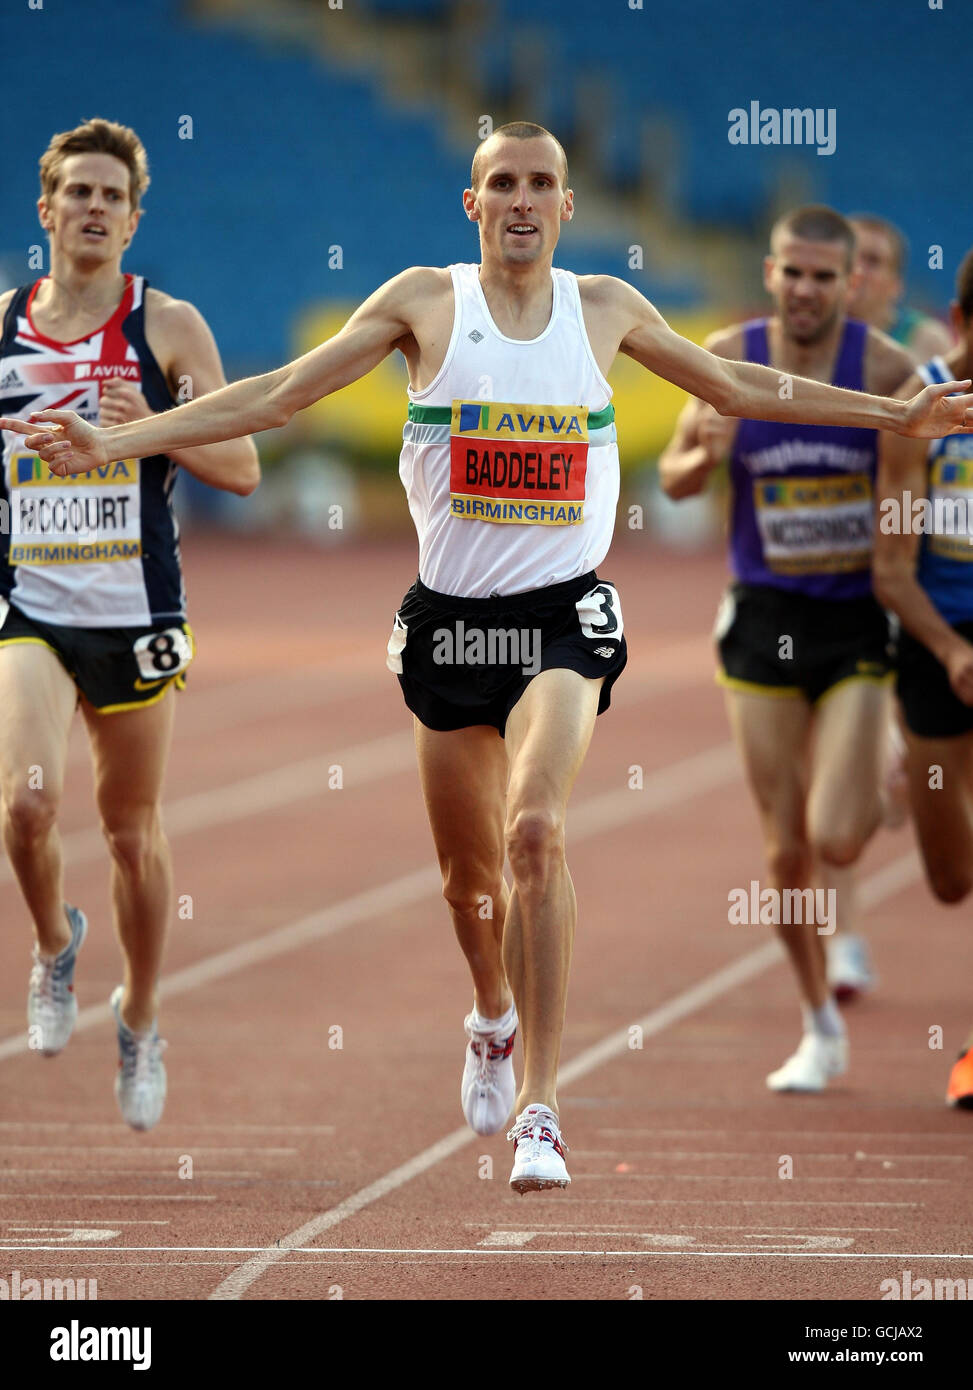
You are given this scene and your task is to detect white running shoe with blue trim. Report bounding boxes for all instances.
[111,987,167,1131]
[27,904,87,1057]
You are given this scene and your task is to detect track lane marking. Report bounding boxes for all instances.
[0,741,742,1062]
[209,845,924,1299]
[4,1245,972,1260]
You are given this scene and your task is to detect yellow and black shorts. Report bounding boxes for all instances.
[714,582,892,704]
[0,597,194,714]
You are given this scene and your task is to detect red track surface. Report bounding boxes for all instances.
[1,532,970,1302]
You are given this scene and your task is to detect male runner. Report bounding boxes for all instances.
[4,130,971,1186]
[849,215,953,364]
[873,246,973,1107]
[659,206,918,1091]
[0,118,259,1129]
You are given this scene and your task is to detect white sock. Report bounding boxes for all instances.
[802,998,845,1039]
[471,999,517,1035]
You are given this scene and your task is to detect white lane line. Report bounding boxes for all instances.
[572,1175,948,1184]
[0,867,438,1062]
[0,728,417,890]
[209,843,925,1301]
[0,1170,264,1178]
[6,1220,170,1226]
[0,1122,335,1133]
[0,1146,297,1154]
[0,740,743,1063]
[466,1222,899,1232]
[564,1198,920,1207]
[0,1194,216,1201]
[59,663,374,769]
[566,1198,921,1207]
[6,1245,973,1260]
[596,1128,966,1140]
[577,1150,967,1162]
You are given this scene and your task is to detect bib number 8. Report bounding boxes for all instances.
[134,627,193,681]
[577,583,623,640]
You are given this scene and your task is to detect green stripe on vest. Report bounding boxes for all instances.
[407,403,615,429]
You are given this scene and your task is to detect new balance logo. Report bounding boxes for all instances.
[593,646,615,658]
[467,330,484,343]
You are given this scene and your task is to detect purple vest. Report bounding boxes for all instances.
[728,318,878,600]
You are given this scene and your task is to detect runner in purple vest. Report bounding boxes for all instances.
[660,206,916,1092]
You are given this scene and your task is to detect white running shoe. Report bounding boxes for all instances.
[766,1032,848,1093]
[27,904,87,1057]
[507,1103,570,1193]
[461,1007,518,1135]
[826,933,877,1002]
[111,987,167,1131]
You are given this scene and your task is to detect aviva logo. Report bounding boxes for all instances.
[452,400,587,440]
[13,453,139,488]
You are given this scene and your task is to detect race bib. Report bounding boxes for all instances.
[133,628,193,682]
[449,400,587,525]
[754,472,873,575]
[8,449,142,567]
[927,454,973,562]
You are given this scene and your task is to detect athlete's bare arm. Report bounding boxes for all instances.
[582,277,973,438]
[5,269,973,476]
[657,325,742,499]
[0,267,449,477]
[142,290,260,496]
[873,373,973,706]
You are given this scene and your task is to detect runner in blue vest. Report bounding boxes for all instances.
[873,246,973,1108]
[660,206,917,1092]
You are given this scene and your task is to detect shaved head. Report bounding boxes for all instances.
[471,121,568,192]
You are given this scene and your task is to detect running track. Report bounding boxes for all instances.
[0,532,970,1302]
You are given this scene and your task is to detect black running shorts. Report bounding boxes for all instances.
[896,621,973,738]
[715,581,892,703]
[0,597,194,713]
[387,571,627,734]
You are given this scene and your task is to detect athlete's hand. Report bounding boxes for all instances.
[900,379,973,438]
[945,640,973,707]
[696,403,737,464]
[98,378,153,428]
[0,409,110,477]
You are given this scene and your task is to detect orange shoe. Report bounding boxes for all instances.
[946,1050,973,1109]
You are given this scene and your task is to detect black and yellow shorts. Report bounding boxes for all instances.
[0,597,194,714]
[387,571,627,735]
[714,582,892,703]
[896,621,973,739]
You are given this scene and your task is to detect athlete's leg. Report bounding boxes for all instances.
[502,667,603,1116]
[809,681,891,1001]
[722,690,828,1005]
[81,690,177,1030]
[807,679,889,866]
[413,719,512,1019]
[904,729,973,904]
[0,644,77,954]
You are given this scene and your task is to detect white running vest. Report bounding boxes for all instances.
[400,263,619,598]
